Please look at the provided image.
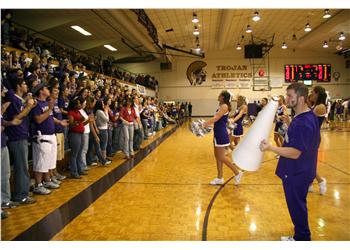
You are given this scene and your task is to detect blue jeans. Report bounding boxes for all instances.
[141,119,149,138]
[1,147,11,204]
[112,124,124,152]
[107,128,114,156]
[99,129,108,152]
[7,140,30,201]
[122,124,134,157]
[81,133,89,170]
[63,126,69,150]
[68,132,85,175]
[87,133,107,165]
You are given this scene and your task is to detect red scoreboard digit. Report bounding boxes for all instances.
[285,64,331,82]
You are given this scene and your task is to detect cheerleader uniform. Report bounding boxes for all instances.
[274,106,285,134]
[213,109,230,147]
[232,107,245,137]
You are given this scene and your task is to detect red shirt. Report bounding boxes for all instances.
[68,110,84,133]
[121,107,137,123]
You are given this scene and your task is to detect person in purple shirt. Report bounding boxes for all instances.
[4,78,37,205]
[260,83,320,241]
[1,87,26,216]
[31,83,68,195]
[50,84,68,181]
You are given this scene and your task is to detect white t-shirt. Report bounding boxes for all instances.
[79,109,90,134]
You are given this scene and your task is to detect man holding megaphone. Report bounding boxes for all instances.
[259,83,320,241]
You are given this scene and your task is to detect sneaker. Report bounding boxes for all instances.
[1,201,20,209]
[90,162,98,166]
[319,178,327,195]
[18,196,36,204]
[281,236,295,241]
[234,171,244,185]
[70,174,81,179]
[1,210,8,219]
[153,132,156,135]
[308,185,314,192]
[55,173,66,181]
[79,171,88,175]
[51,177,62,185]
[33,184,51,195]
[210,178,224,185]
[43,181,60,189]
[103,160,112,166]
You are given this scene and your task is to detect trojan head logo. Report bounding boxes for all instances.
[186,61,207,86]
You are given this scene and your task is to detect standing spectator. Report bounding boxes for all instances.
[31,83,65,194]
[5,78,36,203]
[67,97,87,178]
[51,85,68,180]
[79,97,91,171]
[120,98,138,159]
[95,99,110,159]
[1,95,23,210]
[133,96,143,151]
[58,85,70,150]
[85,97,111,166]
[188,102,192,117]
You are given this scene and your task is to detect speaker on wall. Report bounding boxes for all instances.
[244,44,263,58]
[160,62,172,70]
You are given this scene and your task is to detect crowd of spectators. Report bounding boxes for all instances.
[0,10,186,220]
[1,9,159,91]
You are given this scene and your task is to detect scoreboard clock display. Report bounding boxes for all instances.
[285,64,331,82]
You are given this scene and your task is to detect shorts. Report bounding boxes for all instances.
[32,134,57,173]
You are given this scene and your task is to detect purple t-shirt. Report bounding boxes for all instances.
[4,93,29,142]
[276,110,320,184]
[1,117,7,148]
[31,99,55,135]
[58,97,69,119]
[53,99,64,133]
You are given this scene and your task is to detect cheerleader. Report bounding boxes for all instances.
[308,86,327,195]
[274,96,287,151]
[228,95,248,150]
[203,91,243,185]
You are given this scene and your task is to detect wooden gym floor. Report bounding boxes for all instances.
[1,120,349,241]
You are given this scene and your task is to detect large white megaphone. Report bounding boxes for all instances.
[232,97,279,171]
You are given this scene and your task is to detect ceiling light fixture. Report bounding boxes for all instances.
[339,32,346,41]
[104,45,117,51]
[236,43,242,50]
[71,25,92,36]
[281,42,287,49]
[304,23,312,32]
[292,34,297,40]
[323,9,331,19]
[192,13,199,23]
[246,25,252,33]
[323,41,329,48]
[193,26,200,36]
[252,11,260,22]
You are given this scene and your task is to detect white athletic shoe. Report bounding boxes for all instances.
[43,181,60,189]
[234,171,244,185]
[319,178,327,195]
[33,184,51,195]
[308,184,314,192]
[210,178,224,185]
[281,236,295,241]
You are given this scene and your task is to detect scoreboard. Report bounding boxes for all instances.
[285,64,331,82]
